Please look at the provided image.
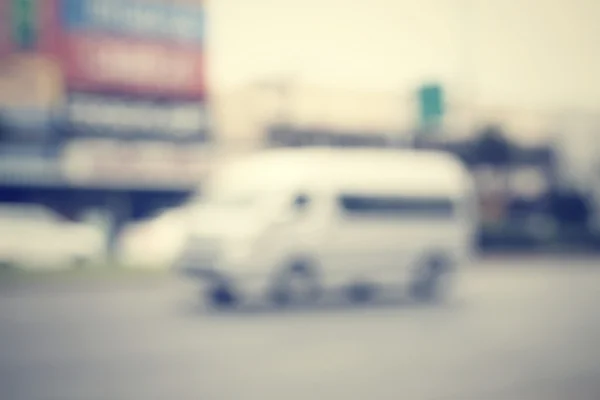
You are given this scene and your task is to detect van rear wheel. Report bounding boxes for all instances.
[269,259,321,307]
[346,282,377,303]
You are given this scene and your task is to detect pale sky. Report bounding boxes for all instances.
[209,0,600,112]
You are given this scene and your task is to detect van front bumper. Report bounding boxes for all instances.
[173,255,220,280]
[174,256,273,296]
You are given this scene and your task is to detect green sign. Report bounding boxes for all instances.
[11,0,38,50]
[418,84,444,128]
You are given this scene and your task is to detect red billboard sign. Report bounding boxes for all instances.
[56,34,205,98]
[3,0,206,98]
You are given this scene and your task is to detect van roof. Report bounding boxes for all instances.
[212,147,472,197]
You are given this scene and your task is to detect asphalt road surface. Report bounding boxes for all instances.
[1,257,600,400]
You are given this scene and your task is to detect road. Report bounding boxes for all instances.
[1,257,600,400]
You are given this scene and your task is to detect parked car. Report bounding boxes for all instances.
[0,204,105,270]
[175,147,478,308]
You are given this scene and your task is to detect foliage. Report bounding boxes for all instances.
[474,125,512,167]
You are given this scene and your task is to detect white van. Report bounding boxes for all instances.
[176,148,478,307]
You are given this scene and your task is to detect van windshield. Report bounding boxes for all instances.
[338,194,455,218]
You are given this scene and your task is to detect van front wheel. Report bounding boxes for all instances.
[408,254,452,303]
[205,284,238,310]
[269,259,322,307]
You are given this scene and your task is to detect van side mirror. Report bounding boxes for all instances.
[272,194,311,226]
[293,194,310,212]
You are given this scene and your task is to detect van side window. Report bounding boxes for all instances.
[338,195,454,217]
[293,193,311,212]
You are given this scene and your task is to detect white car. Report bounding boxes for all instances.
[117,206,192,269]
[0,204,106,270]
[176,147,479,308]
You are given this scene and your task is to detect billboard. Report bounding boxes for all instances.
[59,93,210,141]
[1,0,210,190]
[3,0,206,97]
[61,139,212,188]
[56,34,205,97]
[58,0,204,45]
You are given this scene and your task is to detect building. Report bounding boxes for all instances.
[0,0,208,257]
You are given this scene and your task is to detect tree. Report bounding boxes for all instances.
[474,125,512,167]
[474,125,513,222]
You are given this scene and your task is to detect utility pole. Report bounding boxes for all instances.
[459,0,478,133]
[252,75,296,147]
[254,75,295,127]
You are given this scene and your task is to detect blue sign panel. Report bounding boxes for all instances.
[59,0,204,45]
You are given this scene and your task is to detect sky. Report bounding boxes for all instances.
[209,0,600,113]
